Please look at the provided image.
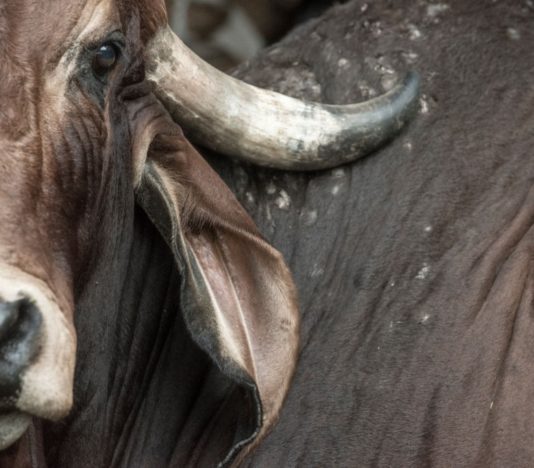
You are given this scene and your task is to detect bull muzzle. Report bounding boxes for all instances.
[0,298,42,404]
[0,266,76,449]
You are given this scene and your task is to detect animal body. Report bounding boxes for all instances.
[0,0,417,466]
[219,1,533,466]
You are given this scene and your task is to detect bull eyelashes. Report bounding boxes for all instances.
[92,43,120,77]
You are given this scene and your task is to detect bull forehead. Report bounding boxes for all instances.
[0,0,166,120]
[0,0,166,58]
[0,0,119,138]
[1,0,119,63]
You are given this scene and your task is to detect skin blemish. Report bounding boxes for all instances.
[310,264,324,278]
[301,209,318,227]
[265,205,273,223]
[275,190,291,210]
[265,181,277,195]
[371,56,396,76]
[338,58,349,69]
[420,95,430,114]
[416,263,430,280]
[427,4,450,18]
[407,24,422,40]
[419,313,430,324]
[370,21,382,37]
[381,74,397,91]
[401,51,419,64]
[245,191,255,204]
[506,27,521,40]
[358,81,377,98]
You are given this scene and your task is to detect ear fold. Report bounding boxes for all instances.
[135,124,299,464]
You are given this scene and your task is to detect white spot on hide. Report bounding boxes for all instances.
[266,182,277,195]
[358,80,378,98]
[381,74,397,91]
[338,58,349,68]
[424,225,433,233]
[416,263,430,280]
[420,313,430,324]
[407,24,422,40]
[420,95,430,114]
[302,209,318,227]
[245,191,255,204]
[331,185,341,196]
[361,3,369,13]
[370,21,382,37]
[404,141,413,151]
[506,27,521,40]
[275,190,291,210]
[311,264,324,278]
[427,3,450,17]
[370,56,395,76]
[266,205,273,223]
[402,51,419,64]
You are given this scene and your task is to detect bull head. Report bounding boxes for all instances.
[0,0,419,463]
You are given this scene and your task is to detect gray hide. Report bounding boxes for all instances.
[204,0,534,466]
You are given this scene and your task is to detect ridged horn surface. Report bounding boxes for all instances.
[146,27,421,171]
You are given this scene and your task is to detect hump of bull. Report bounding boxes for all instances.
[207,0,534,466]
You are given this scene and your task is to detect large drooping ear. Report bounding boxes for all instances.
[131,101,299,465]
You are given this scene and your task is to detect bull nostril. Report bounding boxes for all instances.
[0,298,42,405]
[0,301,22,343]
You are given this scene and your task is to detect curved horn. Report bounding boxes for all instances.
[146,26,420,171]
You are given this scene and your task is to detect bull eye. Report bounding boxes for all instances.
[92,43,118,76]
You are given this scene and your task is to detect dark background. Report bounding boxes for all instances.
[165,0,342,69]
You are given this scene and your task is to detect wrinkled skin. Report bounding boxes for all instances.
[0,0,176,461]
[205,0,534,466]
[1,0,532,467]
[0,0,299,466]
[0,0,170,445]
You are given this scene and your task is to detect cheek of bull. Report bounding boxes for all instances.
[0,266,76,448]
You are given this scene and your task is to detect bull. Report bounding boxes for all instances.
[0,0,418,466]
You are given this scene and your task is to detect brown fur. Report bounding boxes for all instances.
[0,1,299,466]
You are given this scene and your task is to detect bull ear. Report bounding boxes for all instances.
[135,125,299,465]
